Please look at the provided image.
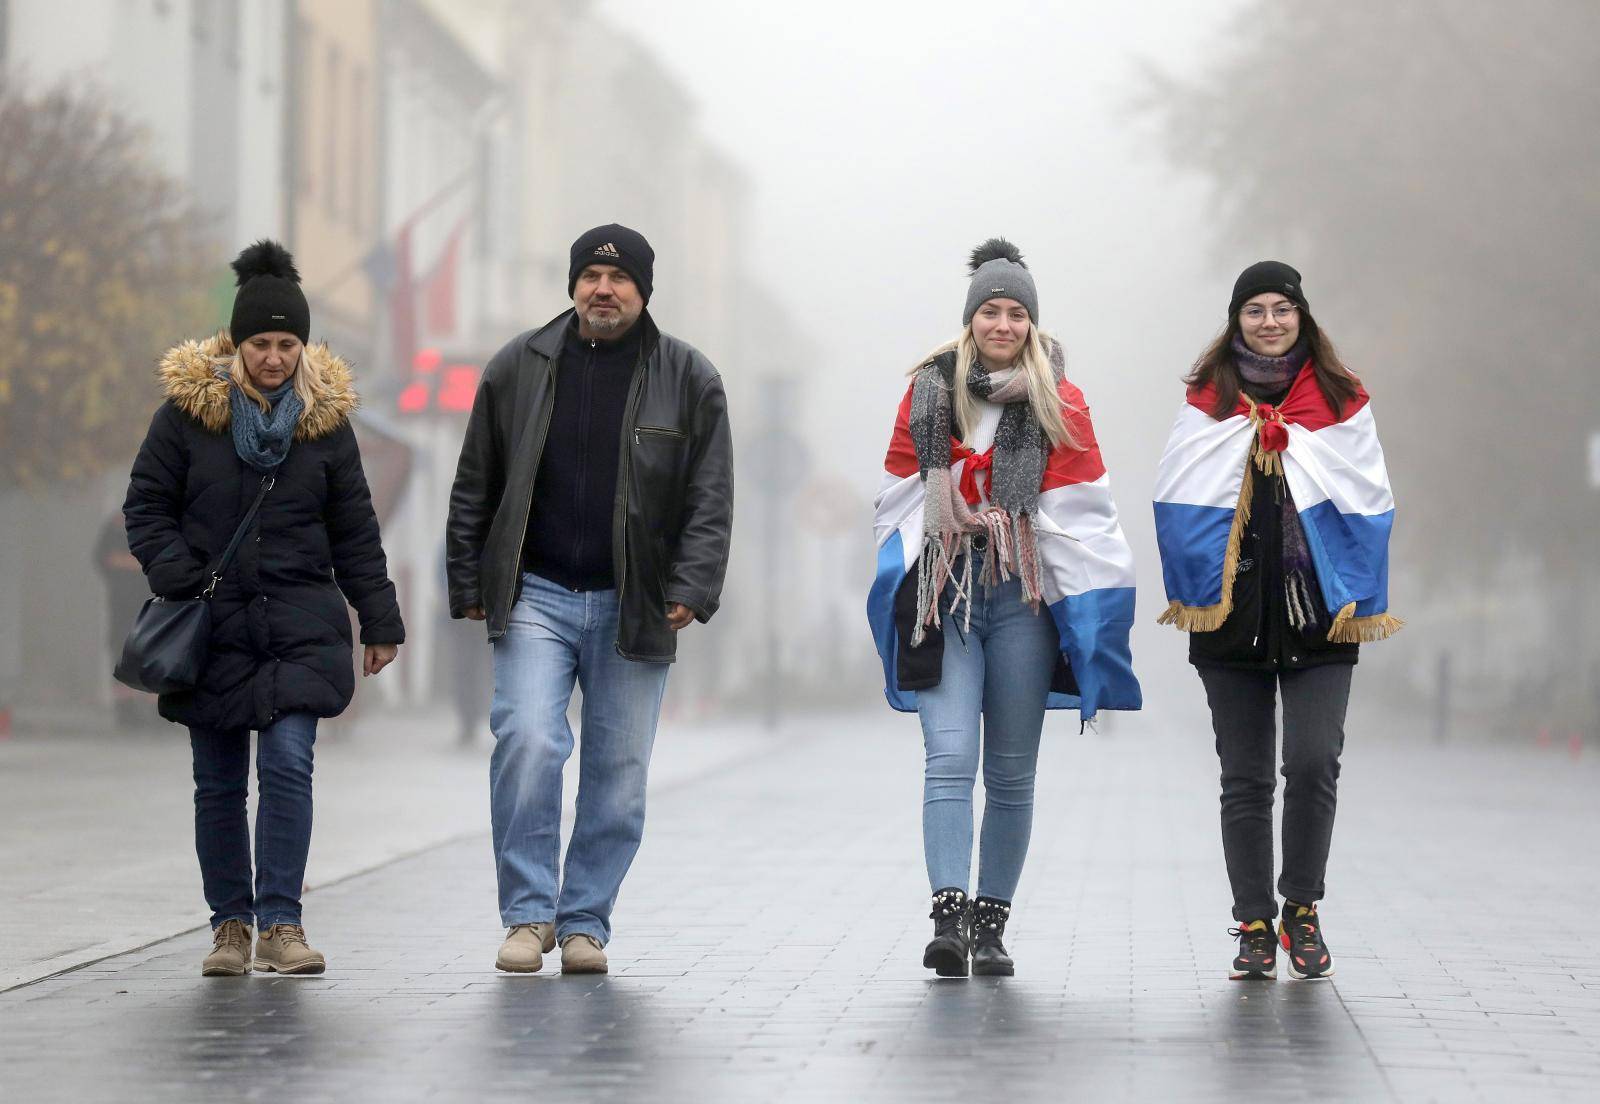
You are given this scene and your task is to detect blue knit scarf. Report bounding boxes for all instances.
[229,377,303,472]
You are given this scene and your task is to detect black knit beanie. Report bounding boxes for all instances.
[1228,260,1309,318]
[229,240,310,344]
[567,224,654,304]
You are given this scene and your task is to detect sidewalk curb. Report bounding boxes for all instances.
[2,724,784,995]
[0,827,485,994]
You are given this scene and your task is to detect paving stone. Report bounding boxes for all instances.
[3,702,1598,1102]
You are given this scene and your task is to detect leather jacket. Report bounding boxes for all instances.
[446,309,733,660]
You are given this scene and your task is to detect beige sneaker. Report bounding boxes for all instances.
[254,924,326,975]
[560,933,608,975]
[201,920,253,977]
[495,922,556,973]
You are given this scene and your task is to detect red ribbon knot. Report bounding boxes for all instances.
[1255,404,1289,453]
[951,439,994,505]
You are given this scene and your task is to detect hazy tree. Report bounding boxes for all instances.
[1145,1,1600,583]
[0,78,216,486]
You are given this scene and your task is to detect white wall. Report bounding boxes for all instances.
[230,0,289,242]
[8,0,191,178]
[7,0,286,242]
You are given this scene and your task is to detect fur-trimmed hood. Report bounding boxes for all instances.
[158,332,359,441]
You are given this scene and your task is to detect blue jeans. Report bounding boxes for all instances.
[188,711,318,930]
[918,571,1060,901]
[490,572,670,944]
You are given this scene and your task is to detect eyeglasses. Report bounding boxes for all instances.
[1240,304,1300,323]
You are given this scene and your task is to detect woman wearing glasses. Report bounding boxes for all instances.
[1153,261,1400,982]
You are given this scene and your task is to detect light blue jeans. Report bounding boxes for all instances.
[918,569,1061,901]
[489,572,671,944]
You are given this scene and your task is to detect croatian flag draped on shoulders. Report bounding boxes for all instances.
[868,347,1142,721]
[1153,364,1402,642]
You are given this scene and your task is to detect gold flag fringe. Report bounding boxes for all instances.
[1252,446,1283,477]
[1155,440,1257,633]
[1157,420,1404,643]
[1326,604,1405,643]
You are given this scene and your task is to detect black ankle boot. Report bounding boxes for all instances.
[970,897,1014,976]
[922,888,970,977]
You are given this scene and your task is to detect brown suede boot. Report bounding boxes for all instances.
[495,923,557,973]
[201,920,253,977]
[254,924,326,975]
[560,933,608,975]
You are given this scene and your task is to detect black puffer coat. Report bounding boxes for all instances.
[123,335,404,731]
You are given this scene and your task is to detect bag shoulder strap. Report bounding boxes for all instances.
[204,473,275,598]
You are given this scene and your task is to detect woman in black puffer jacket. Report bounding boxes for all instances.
[123,241,403,977]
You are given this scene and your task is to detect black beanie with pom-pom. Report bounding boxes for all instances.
[229,239,310,345]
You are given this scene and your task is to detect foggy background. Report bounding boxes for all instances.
[1,0,1597,746]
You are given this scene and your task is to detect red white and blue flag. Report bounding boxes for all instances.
[1152,366,1401,641]
[868,379,1141,720]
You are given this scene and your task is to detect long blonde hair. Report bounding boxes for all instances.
[220,333,323,423]
[910,324,1080,450]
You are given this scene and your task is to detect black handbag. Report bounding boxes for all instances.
[114,473,274,694]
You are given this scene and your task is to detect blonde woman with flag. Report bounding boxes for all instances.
[869,239,1141,978]
[1153,261,1401,982]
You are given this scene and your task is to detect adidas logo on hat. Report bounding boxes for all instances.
[594,242,621,259]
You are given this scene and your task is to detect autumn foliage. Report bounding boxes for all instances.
[0,78,216,485]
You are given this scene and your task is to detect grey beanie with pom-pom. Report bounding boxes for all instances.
[962,237,1037,326]
[229,239,310,345]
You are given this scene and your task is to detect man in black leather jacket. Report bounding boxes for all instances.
[446,224,733,976]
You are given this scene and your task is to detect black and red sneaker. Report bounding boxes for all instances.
[1228,919,1277,980]
[1279,902,1334,980]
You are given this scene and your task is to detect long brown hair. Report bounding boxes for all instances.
[1185,307,1360,419]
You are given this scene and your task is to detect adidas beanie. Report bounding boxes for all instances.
[567,223,654,304]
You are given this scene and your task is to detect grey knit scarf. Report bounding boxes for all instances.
[229,376,303,473]
[907,349,1056,643]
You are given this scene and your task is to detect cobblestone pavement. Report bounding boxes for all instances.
[0,705,754,989]
[3,691,1598,1103]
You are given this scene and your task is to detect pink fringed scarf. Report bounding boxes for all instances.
[908,354,1049,644]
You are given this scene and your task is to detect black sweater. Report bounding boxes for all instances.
[520,319,644,590]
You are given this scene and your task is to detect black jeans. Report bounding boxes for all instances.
[1197,664,1352,922]
[188,711,318,930]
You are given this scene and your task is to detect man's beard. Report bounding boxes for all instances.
[582,307,628,334]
